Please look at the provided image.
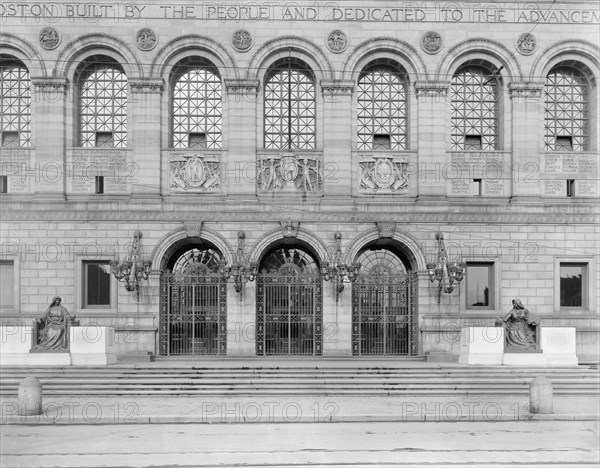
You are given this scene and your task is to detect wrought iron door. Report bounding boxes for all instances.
[352,272,417,356]
[257,257,322,356]
[159,263,226,356]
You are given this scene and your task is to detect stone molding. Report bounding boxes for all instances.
[414,81,451,96]
[129,79,164,94]
[248,226,330,264]
[320,80,354,95]
[0,33,47,76]
[376,222,396,238]
[530,39,599,86]
[507,81,545,99]
[31,77,69,92]
[224,79,260,94]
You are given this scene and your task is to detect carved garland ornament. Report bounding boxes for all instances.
[39,27,61,50]
[359,156,409,194]
[170,154,221,192]
[257,153,322,192]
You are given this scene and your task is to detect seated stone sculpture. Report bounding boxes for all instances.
[32,297,77,352]
[497,299,540,352]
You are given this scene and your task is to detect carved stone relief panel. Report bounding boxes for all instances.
[359,155,408,194]
[169,153,221,193]
[257,152,323,192]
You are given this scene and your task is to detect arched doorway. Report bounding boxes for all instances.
[256,245,322,356]
[159,244,227,356]
[352,245,418,356]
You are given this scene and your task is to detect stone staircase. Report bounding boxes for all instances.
[1,360,598,396]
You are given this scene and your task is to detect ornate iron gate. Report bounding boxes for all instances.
[159,264,227,356]
[352,272,417,355]
[256,259,322,356]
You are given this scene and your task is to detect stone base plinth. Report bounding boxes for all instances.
[502,353,546,366]
[70,327,117,365]
[458,327,504,365]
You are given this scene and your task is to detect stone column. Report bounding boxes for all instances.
[508,82,544,200]
[31,78,69,199]
[321,81,354,197]
[224,79,259,196]
[129,79,164,199]
[414,81,451,201]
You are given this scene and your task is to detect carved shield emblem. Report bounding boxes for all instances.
[280,155,299,182]
[184,156,206,187]
[372,158,395,188]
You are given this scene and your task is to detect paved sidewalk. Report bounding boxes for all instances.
[2,394,599,425]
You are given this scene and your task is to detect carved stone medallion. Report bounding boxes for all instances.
[420,31,442,54]
[327,30,348,53]
[372,158,395,189]
[515,33,537,56]
[170,154,221,192]
[359,156,408,194]
[184,156,206,187]
[135,28,158,51]
[231,29,253,52]
[39,27,61,50]
[280,154,299,182]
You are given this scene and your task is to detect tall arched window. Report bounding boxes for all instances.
[171,58,222,149]
[545,66,589,151]
[0,57,31,148]
[77,56,127,148]
[450,65,500,151]
[357,63,408,150]
[264,58,316,150]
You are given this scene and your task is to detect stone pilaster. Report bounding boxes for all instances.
[414,81,451,200]
[129,79,164,199]
[508,81,545,200]
[321,80,354,197]
[31,77,69,200]
[224,79,260,196]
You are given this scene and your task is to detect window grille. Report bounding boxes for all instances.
[357,66,407,150]
[264,59,316,150]
[451,66,499,151]
[79,60,127,148]
[545,67,589,151]
[172,61,222,149]
[0,61,31,148]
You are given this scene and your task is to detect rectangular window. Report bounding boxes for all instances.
[556,136,573,151]
[560,262,587,307]
[83,261,111,307]
[0,175,7,194]
[1,131,19,148]
[373,134,391,150]
[566,179,575,197]
[0,261,15,308]
[95,176,104,194]
[188,133,207,149]
[95,132,114,148]
[464,135,482,150]
[466,262,494,309]
[473,179,482,196]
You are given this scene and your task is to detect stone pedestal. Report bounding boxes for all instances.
[70,326,117,365]
[458,327,504,365]
[541,327,578,366]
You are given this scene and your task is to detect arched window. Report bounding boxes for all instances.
[171,58,222,149]
[357,63,408,150]
[450,65,500,151]
[545,66,589,151]
[77,56,127,148]
[264,58,316,150]
[0,57,31,148]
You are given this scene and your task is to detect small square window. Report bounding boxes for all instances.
[465,135,482,150]
[95,176,104,194]
[83,261,111,308]
[188,133,207,149]
[560,262,587,308]
[473,179,482,196]
[95,132,114,148]
[556,136,573,151]
[0,176,7,194]
[373,134,391,150]
[1,132,19,148]
[0,261,14,308]
[466,262,494,309]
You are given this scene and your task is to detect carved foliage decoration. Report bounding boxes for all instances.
[359,156,408,194]
[170,154,221,192]
[257,153,322,192]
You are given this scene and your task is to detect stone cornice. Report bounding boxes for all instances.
[224,79,260,94]
[129,79,164,93]
[31,77,69,91]
[508,81,545,98]
[320,80,354,95]
[414,81,451,96]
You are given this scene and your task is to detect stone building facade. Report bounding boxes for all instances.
[0,0,598,361]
